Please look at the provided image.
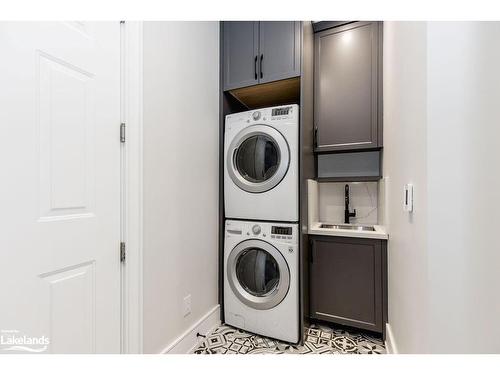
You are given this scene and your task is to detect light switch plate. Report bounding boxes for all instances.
[403,184,414,212]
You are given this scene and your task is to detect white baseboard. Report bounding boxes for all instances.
[161,305,220,354]
[385,323,398,354]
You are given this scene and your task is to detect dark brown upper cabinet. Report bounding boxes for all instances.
[222,21,301,91]
[309,235,387,337]
[314,21,382,153]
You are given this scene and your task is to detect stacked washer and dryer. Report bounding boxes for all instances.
[223,104,300,343]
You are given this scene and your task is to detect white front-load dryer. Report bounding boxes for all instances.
[224,220,299,344]
[224,105,299,222]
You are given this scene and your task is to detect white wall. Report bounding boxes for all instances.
[384,21,500,353]
[426,22,500,353]
[142,21,219,354]
[383,21,430,353]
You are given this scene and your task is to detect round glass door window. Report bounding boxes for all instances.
[227,125,290,194]
[235,135,280,184]
[235,248,280,297]
[227,239,290,310]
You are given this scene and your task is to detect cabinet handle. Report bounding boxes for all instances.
[254,55,258,80]
[314,126,318,149]
[260,54,263,79]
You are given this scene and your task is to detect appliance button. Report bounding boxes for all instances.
[252,224,261,235]
[252,111,261,121]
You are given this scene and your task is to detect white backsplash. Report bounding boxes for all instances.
[318,182,379,225]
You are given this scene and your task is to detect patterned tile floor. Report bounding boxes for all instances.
[194,323,385,354]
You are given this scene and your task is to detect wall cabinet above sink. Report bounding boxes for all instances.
[222,21,301,91]
[314,21,383,153]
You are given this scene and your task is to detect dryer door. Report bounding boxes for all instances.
[227,125,290,193]
[227,239,290,310]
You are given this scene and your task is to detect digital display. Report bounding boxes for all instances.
[272,107,291,116]
[272,226,292,235]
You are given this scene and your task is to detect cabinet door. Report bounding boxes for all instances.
[309,236,383,333]
[258,21,301,84]
[314,22,380,152]
[223,21,259,90]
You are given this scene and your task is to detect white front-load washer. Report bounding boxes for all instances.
[224,105,299,222]
[224,220,299,343]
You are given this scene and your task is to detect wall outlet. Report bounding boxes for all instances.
[183,294,192,317]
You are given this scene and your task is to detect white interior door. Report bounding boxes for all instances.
[0,22,121,353]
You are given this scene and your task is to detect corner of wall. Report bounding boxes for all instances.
[384,323,399,354]
[161,305,221,354]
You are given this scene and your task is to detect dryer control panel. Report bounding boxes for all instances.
[225,220,298,245]
[271,106,292,117]
[225,104,298,127]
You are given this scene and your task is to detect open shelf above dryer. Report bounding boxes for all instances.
[227,77,300,110]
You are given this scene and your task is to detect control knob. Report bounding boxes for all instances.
[252,224,261,235]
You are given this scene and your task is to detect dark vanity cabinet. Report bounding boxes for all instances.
[309,235,387,337]
[222,21,301,91]
[314,21,382,152]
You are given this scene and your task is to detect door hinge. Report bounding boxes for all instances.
[120,242,126,263]
[120,123,126,143]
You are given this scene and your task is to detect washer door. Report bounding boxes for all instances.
[227,239,290,310]
[227,125,290,193]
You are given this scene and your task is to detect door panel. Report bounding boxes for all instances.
[223,21,259,90]
[0,22,121,353]
[314,22,379,152]
[309,236,383,332]
[38,51,96,220]
[40,262,95,353]
[259,21,301,84]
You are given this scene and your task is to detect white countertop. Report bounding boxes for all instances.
[308,222,389,240]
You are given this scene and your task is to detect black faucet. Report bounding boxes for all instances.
[344,184,356,224]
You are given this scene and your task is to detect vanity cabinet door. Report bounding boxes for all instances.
[309,236,385,334]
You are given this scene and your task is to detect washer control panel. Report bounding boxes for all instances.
[225,220,298,244]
